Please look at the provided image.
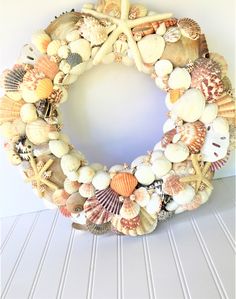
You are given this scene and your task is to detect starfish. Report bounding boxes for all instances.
[82,0,172,71]
[24,156,58,197]
[180,154,213,192]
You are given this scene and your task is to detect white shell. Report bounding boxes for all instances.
[135,165,155,185]
[145,193,162,214]
[69,39,91,61]
[90,163,105,172]
[151,158,172,178]
[155,22,166,35]
[79,183,95,198]
[20,104,38,123]
[70,61,88,75]
[64,178,80,194]
[163,118,176,133]
[109,164,126,177]
[49,140,69,158]
[173,185,195,205]
[212,117,229,135]
[164,142,190,163]
[77,166,95,183]
[150,150,165,163]
[133,187,150,207]
[131,155,151,169]
[164,27,181,43]
[102,53,115,64]
[66,30,81,42]
[172,89,206,122]
[92,171,111,190]
[58,45,70,59]
[47,40,63,56]
[25,119,50,145]
[168,67,191,90]
[138,34,165,64]
[59,60,71,74]
[155,76,168,91]
[61,154,81,174]
[199,103,218,124]
[154,59,173,77]
[166,200,179,211]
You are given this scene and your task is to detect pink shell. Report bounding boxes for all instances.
[95,188,122,215]
[60,206,71,217]
[161,128,177,148]
[84,197,113,224]
[182,194,202,211]
[177,121,206,153]
[163,175,184,196]
[210,150,230,172]
[21,69,45,91]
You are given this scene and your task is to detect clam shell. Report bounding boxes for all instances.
[151,158,172,178]
[133,187,150,207]
[128,4,147,20]
[31,30,51,53]
[26,119,55,145]
[138,34,165,64]
[52,189,69,206]
[95,187,122,214]
[49,140,70,159]
[66,192,85,213]
[64,178,80,194]
[66,53,82,67]
[86,219,111,235]
[110,172,138,197]
[47,40,64,56]
[163,175,184,196]
[164,142,190,163]
[35,78,53,99]
[69,39,91,61]
[168,67,191,90]
[92,171,111,190]
[0,96,24,124]
[199,103,218,124]
[61,154,81,173]
[154,59,173,77]
[79,183,95,198]
[177,18,201,40]
[135,165,155,185]
[34,55,59,80]
[20,103,38,123]
[120,198,140,220]
[84,197,113,224]
[164,27,181,43]
[1,66,26,94]
[77,166,95,183]
[145,193,162,215]
[173,184,195,204]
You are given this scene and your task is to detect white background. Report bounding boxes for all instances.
[0,0,235,217]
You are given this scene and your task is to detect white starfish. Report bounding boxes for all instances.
[82,0,172,71]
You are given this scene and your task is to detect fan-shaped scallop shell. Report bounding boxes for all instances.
[66,192,86,213]
[128,4,147,20]
[86,219,111,235]
[1,66,26,93]
[163,175,184,196]
[210,150,230,172]
[0,96,24,124]
[79,183,95,198]
[35,78,53,99]
[163,27,181,43]
[120,215,141,229]
[210,53,228,77]
[119,198,140,220]
[34,55,59,80]
[133,187,150,207]
[216,95,236,119]
[161,128,177,148]
[84,197,113,224]
[59,206,71,217]
[110,172,138,197]
[21,69,45,91]
[95,187,122,214]
[177,18,201,40]
[177,121,206,153]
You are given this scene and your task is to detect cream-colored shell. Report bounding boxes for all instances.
[58,45,70,59]
[138,34,165,64]
[64,178,80,194]
[92,171,111,190]
[66,30,81,42]
[151,158,172,178]
[61,153,81,174]
[173,185,195,204]
[135,164,155,185]
[79,183,95,198]
[154,59,173,77]
[26,119,52,145]
[199,103,218,124]
[20,103,38,123]
[164,142,190,163]
[49,140,69,158]
[212,117,229,135]
[77,166,95,183]
[168,67,191,90]
[47,40,64,56]
[69,39,91,61]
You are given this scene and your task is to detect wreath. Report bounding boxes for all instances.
[0,0,235,236]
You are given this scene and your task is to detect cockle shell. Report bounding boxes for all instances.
[92,171,111,190]
[168,67,191,90]
[52,189,69,206]
[177,18,201,40]
[163,175,184,196]
[79,183,95,198]
[1,66,26,94]
[120,198,140,220]
[49,140,69,158]
[199,103,218,124]
[154,59,173,77]
[173,184,195,204]
[161,128,177,148]
[128,4,147,19]
[77,166,95,183]
[132,187,150,207]
[35,78,53,99]
[151,157,172,178]
[120,216,141,230]
[164,142,190,163]
[61,154,81,174]
[26,119,56,145]
[84,197,113,224]
[47,40,64,56]
[34,55,59,80]
[66,192,85,213]
[95,187,122,214]
[145,193,162,215]
[69,39,91,61]
[177,121,206,153]
[64,178,80,194]
[0,96,24,124]
[138,34,165,64]
[31,30,51,53]
[135,164,155,185]
[163,27,181,43]
[86,219,111,235]
[110,172,138,197]
[216,95,236,120]
[210,53,228,77]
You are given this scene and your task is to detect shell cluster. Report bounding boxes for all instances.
[0,0,234,236]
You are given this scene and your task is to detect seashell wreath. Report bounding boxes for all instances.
[0,0,235,236]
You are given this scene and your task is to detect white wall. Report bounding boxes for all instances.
[0,0,235,217]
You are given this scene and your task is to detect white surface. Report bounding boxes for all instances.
[0,0,235,217]
[0,177,235,299]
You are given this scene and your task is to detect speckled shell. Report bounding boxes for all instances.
[133,187,150,207]
[128,4,147,20]
[21,69,45,93]
[84,197,113,224]
[26,119,56,145]
[110,172,138,197]
[0,96,24,124]
[1,66,26,94]
[163,175,184,196]
[120,215,141,230]
[95,187,122,214]
[31,30,51,53]
[79,183,95,198]
[120,198,140,220]
[34,55,59,80]
[177,18,201,40]
[161,128,177,148]
[164,27,181,43]
[66,192,85,213]
[177,121,206,153]
[86,219,111,235]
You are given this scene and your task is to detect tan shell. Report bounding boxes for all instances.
[216,95,236,119]
[97,0,121,17]
[0,96,24,124]
[66,192,86,213]
[26,119,56,145]
[129,4,147,20]
[210,53,228,77]
[177,18,201,40]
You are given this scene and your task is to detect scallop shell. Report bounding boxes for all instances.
[66,192,85,213]
[161,128,177,148]
[47,40,64,56]
[64,178,80,194]
[177,121,206,153]
[35,78,53,100]
[34,55,59,80]
[133,187,150,207]
[21,69,45,100]
[60,206,71,217]
[31,30,51,53]
[79,183,95,198]
[135,164,155,185]
[1,66,26,94]
[120,198,140,220]
[199,34,209,58]
[45,12,82,40]
[84,197,113,224]
[128,4,147,20]
[95,187,122,214]
[120,215,141,230]
[61,154,81,173]
[164,142,190,163]
[164,27,181,43]
[66,53,82,67]
[177,18,201,40]
[69,39,91,61]
[86,219,111,235]
[216,95,236,119]
[0,96,24,124]
[26,119,56,145]
[110,172,138,197]
[210,53,228,77]
[151,158,172,178]
[52,189,69,206]
[163,175,184,196]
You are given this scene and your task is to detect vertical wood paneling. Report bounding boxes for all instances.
[0,216,19,252]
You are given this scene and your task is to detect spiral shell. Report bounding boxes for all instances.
[34,55,59,80]
[95,188,122,214]
[110,172,138,197]
[163,175,185,196]
[84,197,113,224]
[66,192,85,213]
[177,18,201,40]
[0,96,24,124]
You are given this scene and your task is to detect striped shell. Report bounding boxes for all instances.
[35,78,53,99]
[177,121,206,153]
[163,27,181,43]
[34,55,59,80]
[216,95,236,119]
[163,175,185,196]
[86,219,111,235]
[0,66,26,93]
[177,18,201,40]
[95,188,122,214]
[66,192,85,213]
[120,215,141,229]
[120,198,140,220]
[84,197,113,224]
[161,128,177,148]
[0,96,24,124]
[21,69,45,91]
[110,172,138,197]
[210,150,230,172]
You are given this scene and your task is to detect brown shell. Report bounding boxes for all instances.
[177,18,201,40]
[198,34,209,58]
[163,175,184,196]
[0,96,24,124]
[66,192,86,213]
[34,55,59,80]
[161,128,177,148]
[110,172,138,197]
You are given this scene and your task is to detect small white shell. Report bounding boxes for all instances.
[138,34,165,64]
[48,131,60,140]
[49,140,69,158]
[168,67,191,90]
[212,117,229,135]
[199,103,218,124]
[77,166,95,183]
[20,103,38,123]
[151,158,172,178]
[66,30,81,42]
[145,193,162,214]
[61,154,81,174]
[154,59,173,77]
[92,171,111,190]
[47,40,63,56]
[59,60,71,74]
[64,178,80,194]
[164,142,190,163]
[69,39,91,61]
[135,165,155,185]
[58,45,70,59]
[155,22,166,35]
[173,185,195,204]
[163,118,176,133]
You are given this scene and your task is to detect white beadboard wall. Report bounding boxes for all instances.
[0,177,235,299]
